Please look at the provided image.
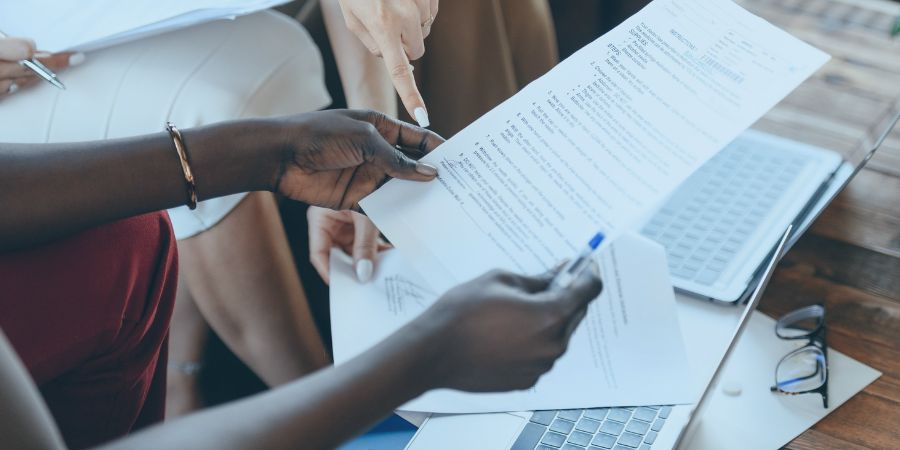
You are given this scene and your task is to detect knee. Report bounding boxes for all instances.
[170,11,331,125]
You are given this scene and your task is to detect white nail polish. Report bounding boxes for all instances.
[356,259,374,283]
[33,51,53,59]
[68,52,86,66]
[414,107,430,128]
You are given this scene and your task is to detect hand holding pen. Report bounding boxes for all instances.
[550,232,605,339]
[550,232,605,290]
[0,32,84,98]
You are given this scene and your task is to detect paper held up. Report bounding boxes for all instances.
[330,233,694,414]
[360,0,830,296]
[0,0,289,53]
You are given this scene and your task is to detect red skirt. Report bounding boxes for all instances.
[0,211,178,449]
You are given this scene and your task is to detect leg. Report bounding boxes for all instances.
[178,191,329,387]
[165,270,209,418]
[0,212,178,448]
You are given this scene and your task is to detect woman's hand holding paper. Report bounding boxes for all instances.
[273,109,442,210]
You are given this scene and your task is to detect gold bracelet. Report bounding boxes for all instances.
[165,121,198,210]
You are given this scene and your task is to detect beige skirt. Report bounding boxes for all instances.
[0,10,331,239]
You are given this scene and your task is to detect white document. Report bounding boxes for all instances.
[691,312,881,450]
[0,0,288,53]
[671,296,881,450]
[360,0,830,294]
[330,233,693,413]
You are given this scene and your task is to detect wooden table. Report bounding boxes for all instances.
[735,0,900,448]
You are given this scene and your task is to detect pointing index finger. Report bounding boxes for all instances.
[367,111,445,155]
[380,41,428,125]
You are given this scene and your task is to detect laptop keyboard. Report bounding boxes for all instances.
[640,139,810,286]
[511,406,671,450]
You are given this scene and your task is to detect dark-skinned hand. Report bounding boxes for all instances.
[273,109,443,210]
[418,264,604,392]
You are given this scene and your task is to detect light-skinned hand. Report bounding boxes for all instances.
[308,207,392,284]
[0,36,83,98]
[336,0,439,126]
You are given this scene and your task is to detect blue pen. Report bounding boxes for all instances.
[550,232,605,290]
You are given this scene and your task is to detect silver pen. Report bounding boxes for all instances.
[0,30,65,90]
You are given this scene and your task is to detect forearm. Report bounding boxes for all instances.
[0,120,279,251]
[100,320,438,450]
[321,0,397,115]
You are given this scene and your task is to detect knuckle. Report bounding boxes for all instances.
[393,150,410,169]
[494,269,519,286]
[375,8,394,26]
[357,108,380,123]
[360,121,379,137]
[388,62,412,79]
[12,42,31,59]
[485,268,506,281]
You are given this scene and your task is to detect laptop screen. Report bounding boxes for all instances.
[844,99,900,176]
[674,226,793,448]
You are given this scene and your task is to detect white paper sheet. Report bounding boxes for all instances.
[671,295,882,450]
[330,233,693,413]
[405,297,881,448]
[360,0,829,295]
[0,0,288,53]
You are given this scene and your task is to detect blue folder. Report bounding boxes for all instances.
[337,414,418,450]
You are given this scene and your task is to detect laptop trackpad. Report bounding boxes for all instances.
[406,413,526,450]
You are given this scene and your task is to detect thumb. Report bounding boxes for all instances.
[351,213,380,283]
[0,37,35,61]
[543,261,604,316]
[370,138,438,182]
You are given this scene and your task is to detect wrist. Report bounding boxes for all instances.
[399,308,454,392]
[182,119,287,200]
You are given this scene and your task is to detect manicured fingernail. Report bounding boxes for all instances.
[416,162,438,177]
[7,82,18,94]
[414,107,430,128]
[408,63,415,72]
[355,259,374,283]
[68,52,86,66]
[33,51,52,58]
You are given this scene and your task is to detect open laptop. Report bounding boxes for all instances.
[639,100,900,303]
[405,227,793,450]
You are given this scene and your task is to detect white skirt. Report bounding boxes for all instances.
[0,11,331,239]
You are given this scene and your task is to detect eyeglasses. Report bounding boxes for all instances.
[770,304,829,408]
